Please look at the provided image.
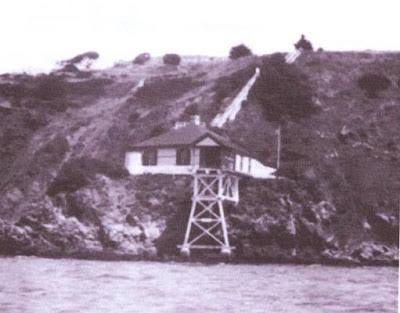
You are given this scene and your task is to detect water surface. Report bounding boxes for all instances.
[0,257,397,313]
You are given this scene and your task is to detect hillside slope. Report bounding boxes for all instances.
[0,52,399,264]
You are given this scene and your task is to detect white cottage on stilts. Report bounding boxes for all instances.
[125,116,275,179]
[125,116,275,256]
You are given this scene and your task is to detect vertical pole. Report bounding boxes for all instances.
[234,176,239,204]
[180,175,198,256]
[193,173,198,198]
[218,200,231,255]
[218,172,223,199]
[289,212,297,256]
[179,172,235,256]
[276,124,281,170]
[181,200,197,256]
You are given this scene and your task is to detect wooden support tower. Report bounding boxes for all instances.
[178,169,239,256]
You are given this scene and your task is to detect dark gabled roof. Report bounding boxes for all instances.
[131,124,246,153]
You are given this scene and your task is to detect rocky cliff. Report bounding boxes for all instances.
[0,52,399,265]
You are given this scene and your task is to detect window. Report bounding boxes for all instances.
[176,148,191,165]
[142,149,157,165]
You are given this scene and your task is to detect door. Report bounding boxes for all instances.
[199,147,221,168]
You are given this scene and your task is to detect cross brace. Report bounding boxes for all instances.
[178,170,239,256]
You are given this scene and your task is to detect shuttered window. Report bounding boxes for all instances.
[142,149,157,165]
[176,148,191,165]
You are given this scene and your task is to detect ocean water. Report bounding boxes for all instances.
[0,257,397,313]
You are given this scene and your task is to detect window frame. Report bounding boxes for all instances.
[176,147,191,166]
[142,149,157,166]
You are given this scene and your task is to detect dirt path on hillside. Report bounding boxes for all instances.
[0,81,141,194]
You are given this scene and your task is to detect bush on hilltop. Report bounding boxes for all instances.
[294,35,313,51]
[163,54,181,66]
[229,44,252,60]
[133,53,151,65]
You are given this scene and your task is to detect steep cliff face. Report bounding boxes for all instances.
[0,52,399,264]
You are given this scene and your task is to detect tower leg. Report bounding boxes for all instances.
[218,200,232,256]
[178,198,232,255]
[178,171,235,257]
[179,199,196,257]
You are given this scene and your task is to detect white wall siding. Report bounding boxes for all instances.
[157,148,176,166]
[191,148,200,166]
[125,151,143,174]
[233,153,275,178]
[138,165,194,175]
[249,159,276,179]
[126,149,200,175]
[235,154,242,172]
[196,137,219,146]
[242,156,249,173]
[125,149,275,179]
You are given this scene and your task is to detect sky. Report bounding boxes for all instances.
[0,0,399,73]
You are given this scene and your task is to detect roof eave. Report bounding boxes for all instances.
[129,143,190,150]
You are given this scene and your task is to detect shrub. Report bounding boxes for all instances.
[66,78,113,96]
[357,73,391,98]
[133,53,151,65]
[24,112,48,130]
[294,35,313,51]
[128,111,140,124]
[229,44,252,60]
[150,125,166,137]
[63,51,99,65]
[36,136,69,163]
[0,83,31,98]
[182,103,198,117]
[50,99,72,112]
[249,53,316,122]
[75,71,92,79]
[163,54,181,65]
[35,74,66,100]
[48,157,128,196]
[27,135,70,178]
[213,66,255,103]
[0,74,67,101]
[62,64,79,73]
[134,76,201,105]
